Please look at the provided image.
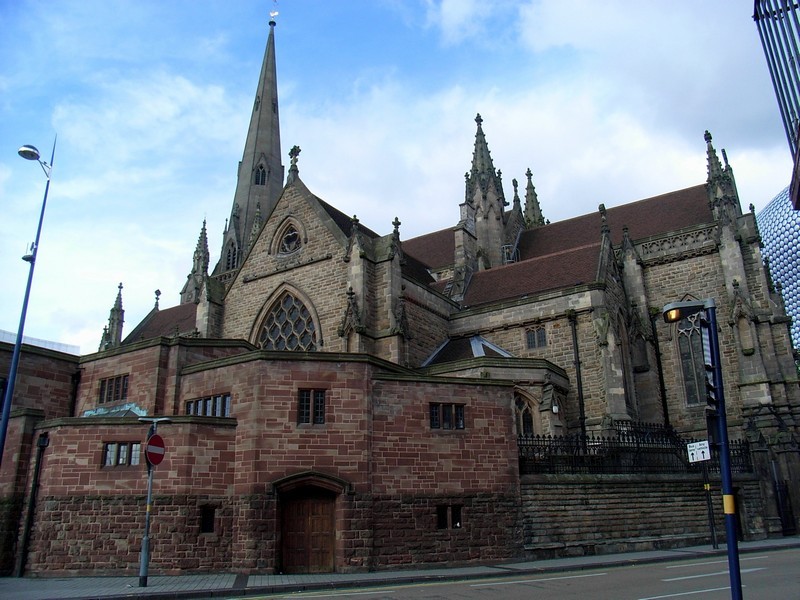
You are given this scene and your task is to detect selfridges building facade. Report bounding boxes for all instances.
[757,186,800,347]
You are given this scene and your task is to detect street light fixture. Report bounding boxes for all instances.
[662,298,742,600]
[0,139,56,469]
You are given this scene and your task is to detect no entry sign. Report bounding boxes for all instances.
[145,434,166,466]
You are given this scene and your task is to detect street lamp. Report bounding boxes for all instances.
[662,298,742,600]
[0,139,56,469]
[137,416,171,588]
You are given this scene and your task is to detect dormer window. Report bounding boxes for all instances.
[254,165,267,186]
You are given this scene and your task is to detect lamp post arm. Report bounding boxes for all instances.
[0,137,56,470]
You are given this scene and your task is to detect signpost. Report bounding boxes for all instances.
[145,434,165,466]
[687,440,718,549]
[138,417,170,588]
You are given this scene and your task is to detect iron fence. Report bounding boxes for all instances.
[518,430,752,475]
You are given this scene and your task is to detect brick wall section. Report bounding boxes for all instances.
[370,379,522,565]
[521,474,765,557]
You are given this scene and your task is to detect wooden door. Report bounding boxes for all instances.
[280,490,336,573]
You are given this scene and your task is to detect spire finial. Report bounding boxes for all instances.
[475,113,483,126]
[155,289,161,309]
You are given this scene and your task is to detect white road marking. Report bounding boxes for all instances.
[471,572,608,587]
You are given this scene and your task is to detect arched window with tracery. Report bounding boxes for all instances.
[515,395,535,436]
[254,165,267,186]
[675,312,706,406]
[259,291,317,351]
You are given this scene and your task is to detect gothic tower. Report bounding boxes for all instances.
[213,17,284,281]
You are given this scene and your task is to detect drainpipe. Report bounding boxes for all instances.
[649,310,671,428]
[567,310,587,440]
[16,431,49,576]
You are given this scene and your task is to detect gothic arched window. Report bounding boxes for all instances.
[259,292,317,351]
[254,165,267,186]
[675,313,706,406]
[515,395,535,436]
[225,243,238,271]
[278,224,301,255]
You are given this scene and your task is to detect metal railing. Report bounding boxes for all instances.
[518,429,752,475]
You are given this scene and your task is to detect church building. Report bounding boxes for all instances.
[1,17,798,576]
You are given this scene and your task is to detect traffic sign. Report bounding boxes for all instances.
[145,434,166,466]
[687,440,711,463]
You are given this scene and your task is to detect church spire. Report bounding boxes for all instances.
[99,283,125,351]
[704,130,741,224]
[181,220,209,304]
[466,114,503,202]
[524,168,545,226]
[214,14,284,277]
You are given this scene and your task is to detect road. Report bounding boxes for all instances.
[237,548,800,600]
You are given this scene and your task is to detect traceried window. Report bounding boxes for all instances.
[278,224,301,254]
[526,325,547,349]
[298,389,325,425]
[676,312,707,406]
[254,165,267,186]
[259,292,317,351]
[99,374,129,404]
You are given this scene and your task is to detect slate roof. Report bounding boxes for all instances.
[122,303,198,345]
[403,184,713,307]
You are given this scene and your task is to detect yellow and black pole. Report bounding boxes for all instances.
[664,299,741,600]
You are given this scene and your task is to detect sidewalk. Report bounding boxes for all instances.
[2,536,798,600]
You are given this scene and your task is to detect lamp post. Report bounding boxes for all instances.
[0,139,56,469]
[137,416,170,588]
[663,298,742,600]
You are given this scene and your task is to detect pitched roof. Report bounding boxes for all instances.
[402,184,713,308]
[122,303,197,345]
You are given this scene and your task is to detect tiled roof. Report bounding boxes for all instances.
[463,243,601,307]
[518,185,711,259]
[122,303,197,345]
[424,335,511,365]
[402,227,453,270]
[402,184,713,307]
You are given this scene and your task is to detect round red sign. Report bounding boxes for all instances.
[145,434,166,466]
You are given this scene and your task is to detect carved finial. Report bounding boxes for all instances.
[749,203,755,213]
[289,145,301,165]
[475,113,483,126]
[704,130,712,144]
[525,168,533,180]
[393,217,401,234]
[155,289,161,309]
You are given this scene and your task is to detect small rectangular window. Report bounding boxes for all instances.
[186,401,194,415]
[298,389,325,425]
[430,404,441,429]
[103,441,140,467]
[313,390,325,424]
[430,404,465,430]
[104,443,117,466]
[200,505,216,534]
[186,393,232,417]
[436,504,463,529]
[98,374,129,404]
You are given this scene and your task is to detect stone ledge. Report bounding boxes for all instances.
[523,533,711,559]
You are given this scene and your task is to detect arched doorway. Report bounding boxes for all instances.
[280,487,336,574]
[274,472,349,574]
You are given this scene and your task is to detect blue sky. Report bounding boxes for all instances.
[0,0,791,354]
